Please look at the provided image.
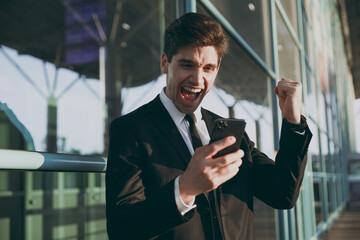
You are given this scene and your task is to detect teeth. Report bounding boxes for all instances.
[183,86,202,93]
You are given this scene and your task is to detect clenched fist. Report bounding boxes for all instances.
[274,78,302,124]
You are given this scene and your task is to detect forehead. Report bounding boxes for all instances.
[173,45,219,65]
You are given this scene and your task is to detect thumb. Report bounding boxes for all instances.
[274,86,279,95]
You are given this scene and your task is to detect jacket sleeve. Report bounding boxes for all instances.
[252,120,312,209]
[105,119,193,240]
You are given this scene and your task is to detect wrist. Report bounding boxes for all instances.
[283,115,307,132]
[179,175,196,205]
[284,116,301,125]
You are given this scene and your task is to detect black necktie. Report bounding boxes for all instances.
[185,114,202,150]
[185,114,224,239]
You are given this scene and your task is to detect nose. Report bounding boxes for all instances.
[190,68,204,85]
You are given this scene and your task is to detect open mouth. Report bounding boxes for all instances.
[180,86,203,103]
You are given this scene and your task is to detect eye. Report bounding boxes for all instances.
[204,66,215,72]
[181,63,193,68]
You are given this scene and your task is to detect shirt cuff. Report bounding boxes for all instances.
[294,130,306,135]
[283,115,308,133]
[174,176,196,216]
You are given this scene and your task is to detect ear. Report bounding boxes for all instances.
[214,59,221,75]
[161,53,168,74]
[217,59,222,71]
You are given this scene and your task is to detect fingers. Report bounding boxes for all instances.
[216,159,242,182]
[211,150,243,178]
[200,136,236,158]
[276,78,302,96]
[274,78,302,124]
[203,150,243,190]
[196,136,243,170]
[211,149,244,168]
[274,86,279,95]
[181,137,244,196]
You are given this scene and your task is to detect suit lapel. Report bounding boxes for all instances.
[147,96,192,167]
[201,108,220,136]
[145,97,222,167]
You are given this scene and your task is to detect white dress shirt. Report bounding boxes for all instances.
[159,89,210,215]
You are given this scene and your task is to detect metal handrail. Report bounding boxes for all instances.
[0,149,106,172]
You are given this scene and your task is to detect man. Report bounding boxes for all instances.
[106,12,312,240]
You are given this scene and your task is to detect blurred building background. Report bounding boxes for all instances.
[0,0,359,239]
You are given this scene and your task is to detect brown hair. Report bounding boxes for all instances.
[164,12,229,63]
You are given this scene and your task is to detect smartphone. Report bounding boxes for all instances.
[210,118,246,158]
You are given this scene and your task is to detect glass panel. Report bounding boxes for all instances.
[208,0,272,65]
[327,179,334,215]
[325,106,334,141]
[253,198,276,240]
[349,181,360,201]
[313,177,322,224]
[276,8,301,82]
[94,173,102,188]
[302,0,312,23]
[0,1,176,240]
[355,100,360,153]
[332,118,340,146]
[197,4,272,103]
[49,173,58,189]
[301,1,309,58]
[33,173,43,190]
[65,172,85,189]
[306,70,318,122]
[278,0,298,35]
[0,172,23,192]
[333,148,339,173]
[302,0,316,72]
[333,176,339,209]
[335,175,340,207]
[317,91,327,132]
[329,92,339,144]
[0,171,106,239]
[321,133,329,172]
[325,141,334,173]
[0,0,175,156]
[0,0,109,154]
[308,120,320,172]
[106,1,164,87]
[311,153,321,174]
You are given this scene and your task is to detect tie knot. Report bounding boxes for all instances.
[184,113,194,122]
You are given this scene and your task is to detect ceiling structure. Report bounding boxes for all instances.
[0,0,270,106]
[0,0,359,101]
[0,0,161,87]
[0,1,65,65]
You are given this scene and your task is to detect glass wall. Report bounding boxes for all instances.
[299,0,351,238]
[0,0,176,239]
[0,0,355,239]
[209,0,272,65]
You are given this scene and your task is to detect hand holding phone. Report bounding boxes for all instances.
[210,118,246,158]
[179,118,246,199]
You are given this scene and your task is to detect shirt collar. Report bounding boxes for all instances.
[159,88,202,126]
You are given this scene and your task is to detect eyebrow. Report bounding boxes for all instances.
[177,58,218,68]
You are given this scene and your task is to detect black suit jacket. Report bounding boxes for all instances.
[106,95,312,240]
